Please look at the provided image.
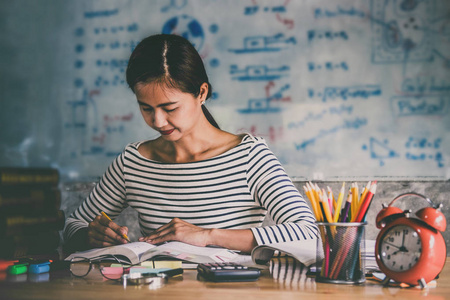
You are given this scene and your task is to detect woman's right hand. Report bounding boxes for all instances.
[87,214,129,248]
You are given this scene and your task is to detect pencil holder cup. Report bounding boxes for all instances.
[315,222,366,284]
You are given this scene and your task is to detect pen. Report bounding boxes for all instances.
[130,267,184,278]
[101,211,131,242]
[160,267,183,277]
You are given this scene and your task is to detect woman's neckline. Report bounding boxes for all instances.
[134,133,250,164]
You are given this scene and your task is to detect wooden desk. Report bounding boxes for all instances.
[1,258,449,300]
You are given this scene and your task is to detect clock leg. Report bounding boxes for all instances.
[381,276,390,287]
[418,278,427,289]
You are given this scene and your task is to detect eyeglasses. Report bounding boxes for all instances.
[69,255,132,281]
[69,256,175,285]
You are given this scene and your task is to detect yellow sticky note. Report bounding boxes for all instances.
[140,261,183,269]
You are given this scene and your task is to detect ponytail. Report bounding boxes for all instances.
[202,105,220,129]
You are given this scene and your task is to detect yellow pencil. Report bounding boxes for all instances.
[320,189,334,223]
[333,182,345,223]
[320,190,336,237]
[307,183,318,215]
[351,182,358,220]
[314,183,322,202]
[303,185,321,221]
[360,181,371,202]
[101,211,131,242]
[311,183,324,221]
[353,181,371,222]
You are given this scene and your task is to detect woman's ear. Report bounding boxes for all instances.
[198,82,209,103]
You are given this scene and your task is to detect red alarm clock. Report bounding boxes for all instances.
[375,192,447,288]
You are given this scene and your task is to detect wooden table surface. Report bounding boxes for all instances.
[1,258,449,300]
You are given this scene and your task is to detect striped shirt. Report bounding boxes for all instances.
[64,134,318,246]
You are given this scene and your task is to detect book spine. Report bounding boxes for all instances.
[0,210,65,236]
[0,168,59,186]
[0,187,61,213]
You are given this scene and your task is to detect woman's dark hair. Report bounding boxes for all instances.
[126,34,219,129]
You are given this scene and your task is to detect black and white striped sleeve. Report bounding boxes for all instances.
[63,152,127,242]
[247,138,318,245]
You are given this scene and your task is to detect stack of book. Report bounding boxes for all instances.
[0,167,64,259]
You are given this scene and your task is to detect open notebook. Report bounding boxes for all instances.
[65,241,239,265]
[65,239,325,267]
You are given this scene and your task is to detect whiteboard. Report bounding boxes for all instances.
[0,0,449,180]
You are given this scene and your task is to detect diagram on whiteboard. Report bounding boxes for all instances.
[371,0,434,64]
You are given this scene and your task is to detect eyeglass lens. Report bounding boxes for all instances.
[70,257,92,277]
[99,261,126,280]
[70,256,126,280]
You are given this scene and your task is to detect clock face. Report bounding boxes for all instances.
[379,224,422,272]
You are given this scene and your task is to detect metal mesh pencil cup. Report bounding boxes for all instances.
[315,222,366,284]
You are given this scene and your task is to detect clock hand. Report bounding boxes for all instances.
[384,242,401,249]
[392,246,409,255]
[391,230,407,255]
[385,240,408,255]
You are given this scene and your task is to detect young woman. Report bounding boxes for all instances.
[63,34,318,254]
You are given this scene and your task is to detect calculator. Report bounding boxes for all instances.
[197,263,261,282]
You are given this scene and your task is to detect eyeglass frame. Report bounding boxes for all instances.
[69,255,173,283]
[69,255,134,281]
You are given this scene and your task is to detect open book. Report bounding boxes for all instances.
[65,241,239,265]
[251,239,321,267]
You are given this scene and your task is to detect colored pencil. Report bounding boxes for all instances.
[320,190,334,223]
[324,235,330,277]
[354,181,377,222]
[352,181,371,222]
[351,183,359,220]
[347,226,364,280]
[340,191,352,222]
[329,227,357,279]
[333,182,345,223]
[327,186,336,215]
[303,185,319,221]
[303,181,378,281]
[309,182,322,220]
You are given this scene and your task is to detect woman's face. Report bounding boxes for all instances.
[135,82,207,141]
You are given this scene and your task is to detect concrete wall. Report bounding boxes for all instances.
[60,180,450,255]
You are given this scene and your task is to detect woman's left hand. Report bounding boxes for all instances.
[139,218,212,246]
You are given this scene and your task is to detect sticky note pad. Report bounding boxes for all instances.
[129,267,172,274]
[140,261,182,269]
